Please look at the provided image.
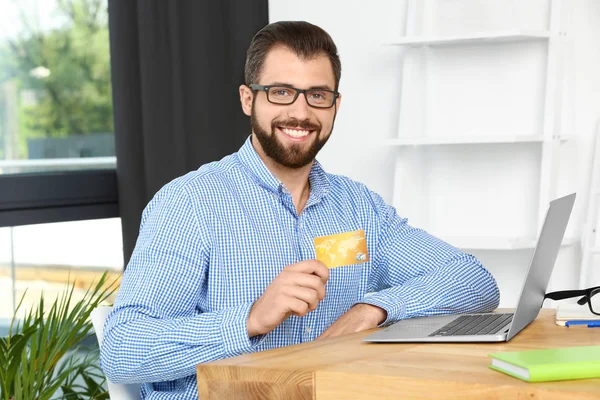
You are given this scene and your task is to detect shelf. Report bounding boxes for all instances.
[386,30,551,47]
[441,236,576,250]
[385,135,570,146]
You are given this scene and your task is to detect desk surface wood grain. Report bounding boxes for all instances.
[196,309,600,399]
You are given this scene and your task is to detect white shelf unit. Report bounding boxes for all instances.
[384,135,571,147]
[579,122,600,287]
[441,236,576,251]
[388,0,570,251]
[386,30,551,47]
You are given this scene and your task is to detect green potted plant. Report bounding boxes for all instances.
[0,272,117,400]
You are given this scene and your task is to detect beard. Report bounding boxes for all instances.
[250,105,332,169]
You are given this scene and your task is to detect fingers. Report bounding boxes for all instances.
[286,295,312,317]
[284,285,320,312]
[282,271,326,300]
[284,260,330,284]
[248,260,330,336]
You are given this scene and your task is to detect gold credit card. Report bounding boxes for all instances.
[313,229,369,269]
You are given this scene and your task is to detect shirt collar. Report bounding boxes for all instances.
[236,136,331,201]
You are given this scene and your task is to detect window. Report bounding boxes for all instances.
[0,218,122,323]
[0,0,115,175]
[0,0,118,228]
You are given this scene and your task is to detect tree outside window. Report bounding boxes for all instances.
[0,0,114,164]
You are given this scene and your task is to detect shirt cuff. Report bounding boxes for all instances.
[357,290,406,327]
[218,302,265,358]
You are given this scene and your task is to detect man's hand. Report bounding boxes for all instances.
[317,303,387,340]
[247,260,329,337]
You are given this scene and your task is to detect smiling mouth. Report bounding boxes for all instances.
[278,126,314,139]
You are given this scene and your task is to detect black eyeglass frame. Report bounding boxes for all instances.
[249,84,339,109]
[544,286,600,316]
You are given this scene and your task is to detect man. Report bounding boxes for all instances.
[101,21,499,399]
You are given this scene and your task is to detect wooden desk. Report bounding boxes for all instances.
[197,310,600,399]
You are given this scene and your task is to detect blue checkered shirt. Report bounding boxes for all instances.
[100,137,500,399]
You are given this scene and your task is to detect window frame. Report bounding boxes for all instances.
[0,169,118,227]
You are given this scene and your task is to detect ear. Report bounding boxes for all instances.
[239,85,254,116]
[335,92,342,113]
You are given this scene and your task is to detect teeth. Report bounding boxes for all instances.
[281,128,310,138]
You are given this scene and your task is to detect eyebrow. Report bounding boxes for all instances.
[269,82,335,91]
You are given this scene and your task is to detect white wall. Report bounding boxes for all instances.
[269,0,600,307]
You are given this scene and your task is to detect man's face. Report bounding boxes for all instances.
[240,46,341,169]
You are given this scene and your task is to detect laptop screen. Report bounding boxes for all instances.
[507,193,576,340]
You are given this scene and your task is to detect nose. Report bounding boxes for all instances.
[286,92,311,121]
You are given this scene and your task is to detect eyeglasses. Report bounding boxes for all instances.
[249,84,339,109]
[544,286,600,315]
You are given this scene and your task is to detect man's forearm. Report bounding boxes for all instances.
[317,303,387,339]
[353,303,387,326]
[361,254,500,325]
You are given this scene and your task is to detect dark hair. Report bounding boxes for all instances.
[244,21,342,91]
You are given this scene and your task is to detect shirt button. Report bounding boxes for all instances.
[298,220,303,229]
[305,327,312,334]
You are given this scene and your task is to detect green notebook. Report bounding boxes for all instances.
[489,346,600,382]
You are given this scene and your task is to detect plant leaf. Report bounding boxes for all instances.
[1,271,118,400]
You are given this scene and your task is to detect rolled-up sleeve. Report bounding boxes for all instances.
[357,189,500,325]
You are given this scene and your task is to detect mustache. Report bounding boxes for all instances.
[272,118,321,131]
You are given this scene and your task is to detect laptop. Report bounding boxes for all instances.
[363,193,576,343]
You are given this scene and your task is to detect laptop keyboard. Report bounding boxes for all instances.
[429,313,513,337]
